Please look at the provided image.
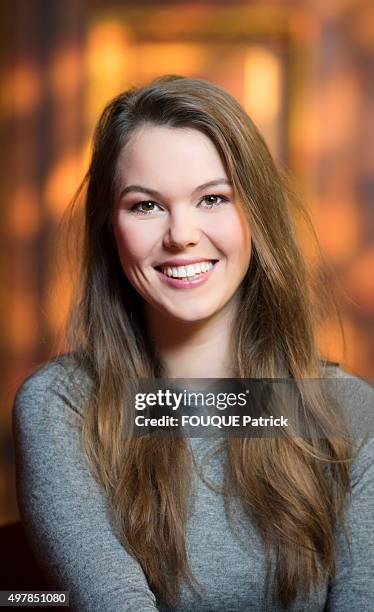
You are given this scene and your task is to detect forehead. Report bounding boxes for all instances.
[116,125,228,192]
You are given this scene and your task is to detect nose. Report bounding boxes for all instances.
[163,208,201,250]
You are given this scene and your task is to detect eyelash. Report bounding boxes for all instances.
[129,194,230,216]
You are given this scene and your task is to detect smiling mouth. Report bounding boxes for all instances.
[154,260,219,280]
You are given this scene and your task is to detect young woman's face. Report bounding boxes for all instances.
[112,124,251,323]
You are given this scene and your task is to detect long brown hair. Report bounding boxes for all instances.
[57,75,354,607]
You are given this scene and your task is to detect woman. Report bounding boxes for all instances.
[13,75,374,611]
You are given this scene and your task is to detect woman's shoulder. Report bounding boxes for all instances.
[321,361,374,482]
[321,361,373,409]
[12,352,94,425]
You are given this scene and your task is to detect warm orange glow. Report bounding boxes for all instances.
[316,314,361,369]
[322,71,359,149]
[345,250,374,315]
[45,154,86,220]
[244,46,281,156]
[5,63,40,115]
[8,290,38,353]
[86,21,132,127]
[44,267,73,340]
[134,44,204,81]
[244,47,281,124]
[80,137,92,172]
[350,3,374,49]
[49,47,82,97]
[8,186,40,239]
[312,198,359,264]
[290,85,321,160]
[87,27,129,79]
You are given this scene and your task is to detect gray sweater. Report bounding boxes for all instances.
[12,355,374,611]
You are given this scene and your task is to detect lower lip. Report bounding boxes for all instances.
[154,262,219,289]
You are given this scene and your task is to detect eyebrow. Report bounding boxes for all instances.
[119,179,232,201]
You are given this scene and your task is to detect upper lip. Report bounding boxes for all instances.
[154,257,219,268]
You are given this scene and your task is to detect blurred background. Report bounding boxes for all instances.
[1,0,373,526]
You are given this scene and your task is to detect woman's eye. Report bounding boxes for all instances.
[200,194,228,208]
[130,201,161,215]
[129,194,228,215]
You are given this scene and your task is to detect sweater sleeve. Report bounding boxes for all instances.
[325,371,374,611]
[12,361,159,612]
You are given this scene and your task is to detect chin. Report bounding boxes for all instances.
[166,305,218,323]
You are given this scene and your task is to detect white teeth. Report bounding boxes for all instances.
[159,261,215,278]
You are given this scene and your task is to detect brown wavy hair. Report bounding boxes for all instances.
[56,75,355,608]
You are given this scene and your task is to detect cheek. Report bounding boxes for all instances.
[209,210,251,261]
[113,216,154,265]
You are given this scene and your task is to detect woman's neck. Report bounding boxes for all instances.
[144,298,238,379]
